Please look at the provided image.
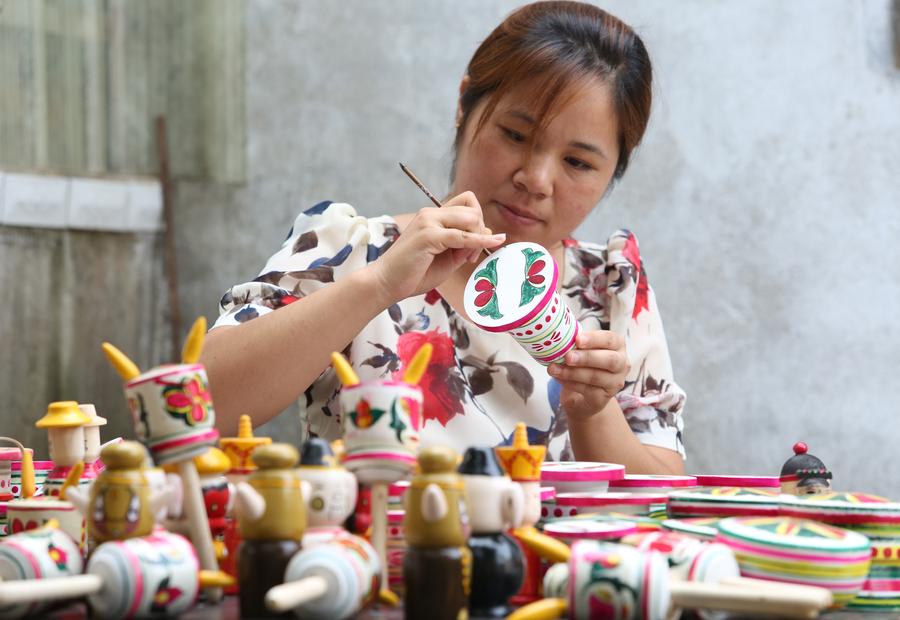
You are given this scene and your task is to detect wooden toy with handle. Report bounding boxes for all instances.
[101,316,222,602]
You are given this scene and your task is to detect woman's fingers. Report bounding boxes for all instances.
[550,364,625,393]
[428,227,506,252]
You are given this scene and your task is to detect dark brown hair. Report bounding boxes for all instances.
[455,1,652,180]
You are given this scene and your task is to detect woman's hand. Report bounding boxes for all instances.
[371,191,506,304]
[548,330,630,419]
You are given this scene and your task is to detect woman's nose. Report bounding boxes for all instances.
[512,154,553,199]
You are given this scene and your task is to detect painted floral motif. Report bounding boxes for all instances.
[47,541,68,570]
[215,203,686,460]
[151,576,183,614]
[161,375,212,426]
[350,398,384,429]
[472,258,502,320]
[520,247,547,306]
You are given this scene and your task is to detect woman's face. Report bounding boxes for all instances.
[452,76,621,249]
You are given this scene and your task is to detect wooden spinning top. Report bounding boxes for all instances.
[235,443,306,542]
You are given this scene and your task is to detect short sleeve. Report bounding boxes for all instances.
[565,231,687,458]
[212,201,398,328]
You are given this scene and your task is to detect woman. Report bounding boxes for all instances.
[203,1,686,474]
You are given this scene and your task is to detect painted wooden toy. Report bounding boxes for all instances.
[265,530,382,619]
[334,344,430,599]
[6,466,85,549]
[463,241,579,365]
[386,509,407,597]
[299,437,357,535]
[543,517,638,544]
[509,539,833,620]
[0,438,33,537]
[78,403,108,479]
[65,441,170,549]
[693,474,781,491]
[667,487,781,518]
[847,539,900,611]
[10,459,51,499]
[0,525,232,619]
[779,442,833,495]
[540,460,626,494]
[495,422,570,606]
[36,401,92,498]
[102,316,221,601]
[608,474,697,518]
[779,491,900,539]
[555,492,669,519]
[458,445,524,617]
[403,445,471,620]
[715,516,871,608]
[233,442,307,618]
[219,413,272,485]
[163,447,234,547]
[661,517,721,542]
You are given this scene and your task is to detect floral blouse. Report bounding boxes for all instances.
[213,201,686,460]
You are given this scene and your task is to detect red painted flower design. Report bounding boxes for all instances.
[47,542,68,570]
[163,375,212,425]
[527,259,546,285]
[152,584,183,610]
[395,329,463,427]
[356,398,374,428]
[473,279,495,308]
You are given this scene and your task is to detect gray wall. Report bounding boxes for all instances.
[176,1,900,496]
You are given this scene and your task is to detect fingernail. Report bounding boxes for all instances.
[568,352,581,364]
[491,233,506,241]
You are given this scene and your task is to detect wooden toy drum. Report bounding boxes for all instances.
[693,475,780,491]
[556,492,669,519]
[10,460,52,498]
[667,487,780,518]
[715,516,871,607]
[0,525,84,619]
[463,242,578,366]
[0,447,29,501]
[541,461,625,494]
[661,518,721,542]
[622,531,740,584]
[282,531,381,619]
[544,540,671,620]
[86,530,199,619]
[543,517,638,544]
[5,497,84,549]
[123,363,219,465]
[848,540,900,610]
[779,492,900,539]
[339,380,422,484]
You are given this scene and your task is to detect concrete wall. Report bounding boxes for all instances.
[176,1,900,496]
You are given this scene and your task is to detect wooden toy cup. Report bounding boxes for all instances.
[464,242,579,366]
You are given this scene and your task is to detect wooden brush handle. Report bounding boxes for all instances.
[0,575,103,605]
[265,575,328,613]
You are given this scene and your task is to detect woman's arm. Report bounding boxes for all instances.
[566,398,685,474]
[203,193,504,435]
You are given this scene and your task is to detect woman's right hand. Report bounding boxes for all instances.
[370,191,506,304]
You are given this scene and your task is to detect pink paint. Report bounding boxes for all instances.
[540,487,556,501]
[3,540,43,579]
[779,509,900,524]
[344,452,417,464]
[670,504,778,517]
[862,579,900,592]
[152,429,220,454]
[541,462,626,482]
[556,492,668,506]
[117,540,145,618]
[695,475,780,488]
[717,536,871,564]
[610,475,698,488]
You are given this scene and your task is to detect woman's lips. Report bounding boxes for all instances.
[495,201,543,227]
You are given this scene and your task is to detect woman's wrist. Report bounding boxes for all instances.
[357,262,401,312]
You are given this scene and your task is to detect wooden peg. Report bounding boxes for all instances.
[101,342,141,380]
[402,343,433,385]
[331,352,360,387]
[181,316,207,364]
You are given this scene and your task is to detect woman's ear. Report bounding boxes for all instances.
[455,75,470,129]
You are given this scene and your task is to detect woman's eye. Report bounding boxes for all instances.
[500,126,526,143]
[565,156,594,171]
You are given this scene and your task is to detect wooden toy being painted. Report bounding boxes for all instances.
[233,442,308,618]
[0,520,232,619]
[779,442,833,495]
[458,446,525,617]
[403,445,472,620]
[333,343,431,603]
[508,538,833,620]
[102,316,222,601]
[495,423,571,605]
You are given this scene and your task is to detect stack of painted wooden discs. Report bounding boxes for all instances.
[662,517,721,542]
[779,492,900,540]
[10,459,51,498]
[538,486,556,524]
[540,461,625,494]
[463,242,578,365]
[543,517,638,544]
[668,487,781,518]
[694,475,780,492]
[715,516,872,607]
[555,492,669,519]
[847,540,900,611]
[609,474,698,518]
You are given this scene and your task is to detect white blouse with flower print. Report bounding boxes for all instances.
[213,201,686,460]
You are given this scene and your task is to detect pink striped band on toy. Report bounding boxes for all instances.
[151,429,220,454]
[544,519,637,540]
[556,492,668,506]
[541,462,626,482]
[669,504,779,517]
[7,503,77,513]
[11,461,54,472]
[779,509,900,525]
[609,475,698,488]
[388,510,405,525]
[343,452,417,465]
[694,475,780,487]
[114,539,145,618]
[541,487,556,501]
[864,579,900,592]
[720,536,872,564]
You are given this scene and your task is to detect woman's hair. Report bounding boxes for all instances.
[456,1,652,180]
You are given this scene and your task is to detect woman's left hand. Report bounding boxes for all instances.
[548,330,630,419]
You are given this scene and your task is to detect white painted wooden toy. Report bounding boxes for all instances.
[0,526,230,619]
[299,437,357,531]
[36,401,91,498]
[6,489,85,549]
[779,491,900,539]
[543,517,637,544]
[78,403,107,479]
[463,242,578,365]
[541,461,625,494]
[102,316,222,601]
[333,344,431,601]
[779,442,832,495]
[265,530,382,619]
[0,439,32,537]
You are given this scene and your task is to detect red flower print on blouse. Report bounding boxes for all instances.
[395,329,463,427]
[424,289,442,305]
[622,233,650,320]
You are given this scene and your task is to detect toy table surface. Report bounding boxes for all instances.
[46,596,900,619]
